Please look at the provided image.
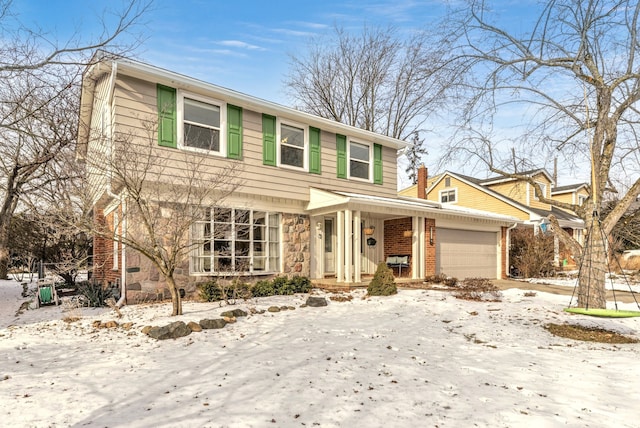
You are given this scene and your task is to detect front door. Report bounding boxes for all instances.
[324,218,335,274]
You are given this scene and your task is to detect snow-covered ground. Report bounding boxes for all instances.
[1,278,639,428]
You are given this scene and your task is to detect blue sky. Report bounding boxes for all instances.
[15,0,576,185]
[13,0,468,103]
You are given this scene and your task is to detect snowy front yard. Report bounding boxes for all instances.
[1,279,639,427]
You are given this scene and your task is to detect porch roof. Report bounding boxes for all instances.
[306,188,519,225]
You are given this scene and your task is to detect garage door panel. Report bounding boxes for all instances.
[436,228,497,279]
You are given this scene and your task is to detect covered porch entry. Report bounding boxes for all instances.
[306,188,441,285]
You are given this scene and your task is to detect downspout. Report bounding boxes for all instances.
[103,61,127,307]
[506,222,518,277]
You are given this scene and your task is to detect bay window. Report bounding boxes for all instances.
[191,207,280,274]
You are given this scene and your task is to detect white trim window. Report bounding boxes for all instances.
[578,194,587,206]
[278,119,307,170]
[440,188,457,203]
[349,140,371,181]
[191,207,280,274]
[534,182,547,201]
[178,91,226,155]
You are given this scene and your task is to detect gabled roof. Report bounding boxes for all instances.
[424,171,584,228]
[551,183,589,195]
[478,169,555,186]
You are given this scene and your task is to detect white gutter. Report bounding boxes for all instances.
[101,61,127,308]
[505,222,518,278]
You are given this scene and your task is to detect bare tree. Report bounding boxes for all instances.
[285,25,455,141]
[441,0,640,308]
[0,0,151,279]
[80,117,243,316]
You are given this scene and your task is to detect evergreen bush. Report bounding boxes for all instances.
[367,262,397,296]
[198,280,222,302]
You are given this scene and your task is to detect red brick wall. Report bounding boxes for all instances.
[425,218,436,276]
[384,217,437,277]
[92,205,121,286]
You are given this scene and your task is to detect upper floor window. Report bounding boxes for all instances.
[534,182,547,200]
[578,194,587,205]
[349,141,370,180]
[178,91,226,155]
[440,189,456,203]
[279,122,306,169]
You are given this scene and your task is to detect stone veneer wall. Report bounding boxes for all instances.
[124,212,311,303]
[281,213,311,276]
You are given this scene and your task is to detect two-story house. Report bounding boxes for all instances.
[400,167,586,268]
[78,54,518,302]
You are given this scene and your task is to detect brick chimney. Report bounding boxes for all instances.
[417,164,428,199]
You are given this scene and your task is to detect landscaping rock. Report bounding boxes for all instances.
[199,318,228,329]
[147,321,191,340]
[141,325,152,335]
[305,296,328,307]
[187,321,202,332]
[220,309,248,318]
[267,306,281,313]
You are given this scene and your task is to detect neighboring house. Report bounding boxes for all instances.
[77,54,518,302]
[400,168,586,268]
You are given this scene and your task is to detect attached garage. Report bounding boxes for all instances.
[436,228,498,279]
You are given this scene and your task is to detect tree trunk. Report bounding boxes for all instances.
[0,221,10,279]
[166,276,182,316]
[577,220,607,309]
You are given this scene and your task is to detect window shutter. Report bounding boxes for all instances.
[309,127,321,174]
[157,84,176,148]
[262,114,276,166]
[336,134,347,179]
[227,104,243,159]
[374,143,383,184]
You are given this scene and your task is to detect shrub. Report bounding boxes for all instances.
[198,280,222,302]
[220,279,252,303]
[454,277,501,301]
[510,228,555,278]
[252,276,313,297]
[289,275,312,293]
[367,262,397,296]
[77,280,113,307]
[443,276,458,287]
[252,279,275,297]
[425,273,448,284]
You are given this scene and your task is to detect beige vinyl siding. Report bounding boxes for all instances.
[85,74,113,204]
[111,75,398,203]
[428,178,529,220]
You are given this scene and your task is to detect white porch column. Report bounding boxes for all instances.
[354,210,361,283]
[411,216,422,279]
[344,209,353,283]
[336,210,344,282]
[417,217,426,279]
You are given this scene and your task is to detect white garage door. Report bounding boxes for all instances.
[436,228,498,279]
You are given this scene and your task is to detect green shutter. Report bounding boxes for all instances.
[374,143,383,184]
[227,104,243,159]
[336,134,347,179]
[157,84,176,148]
[262,114,276,166]
[309,127,321,174]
